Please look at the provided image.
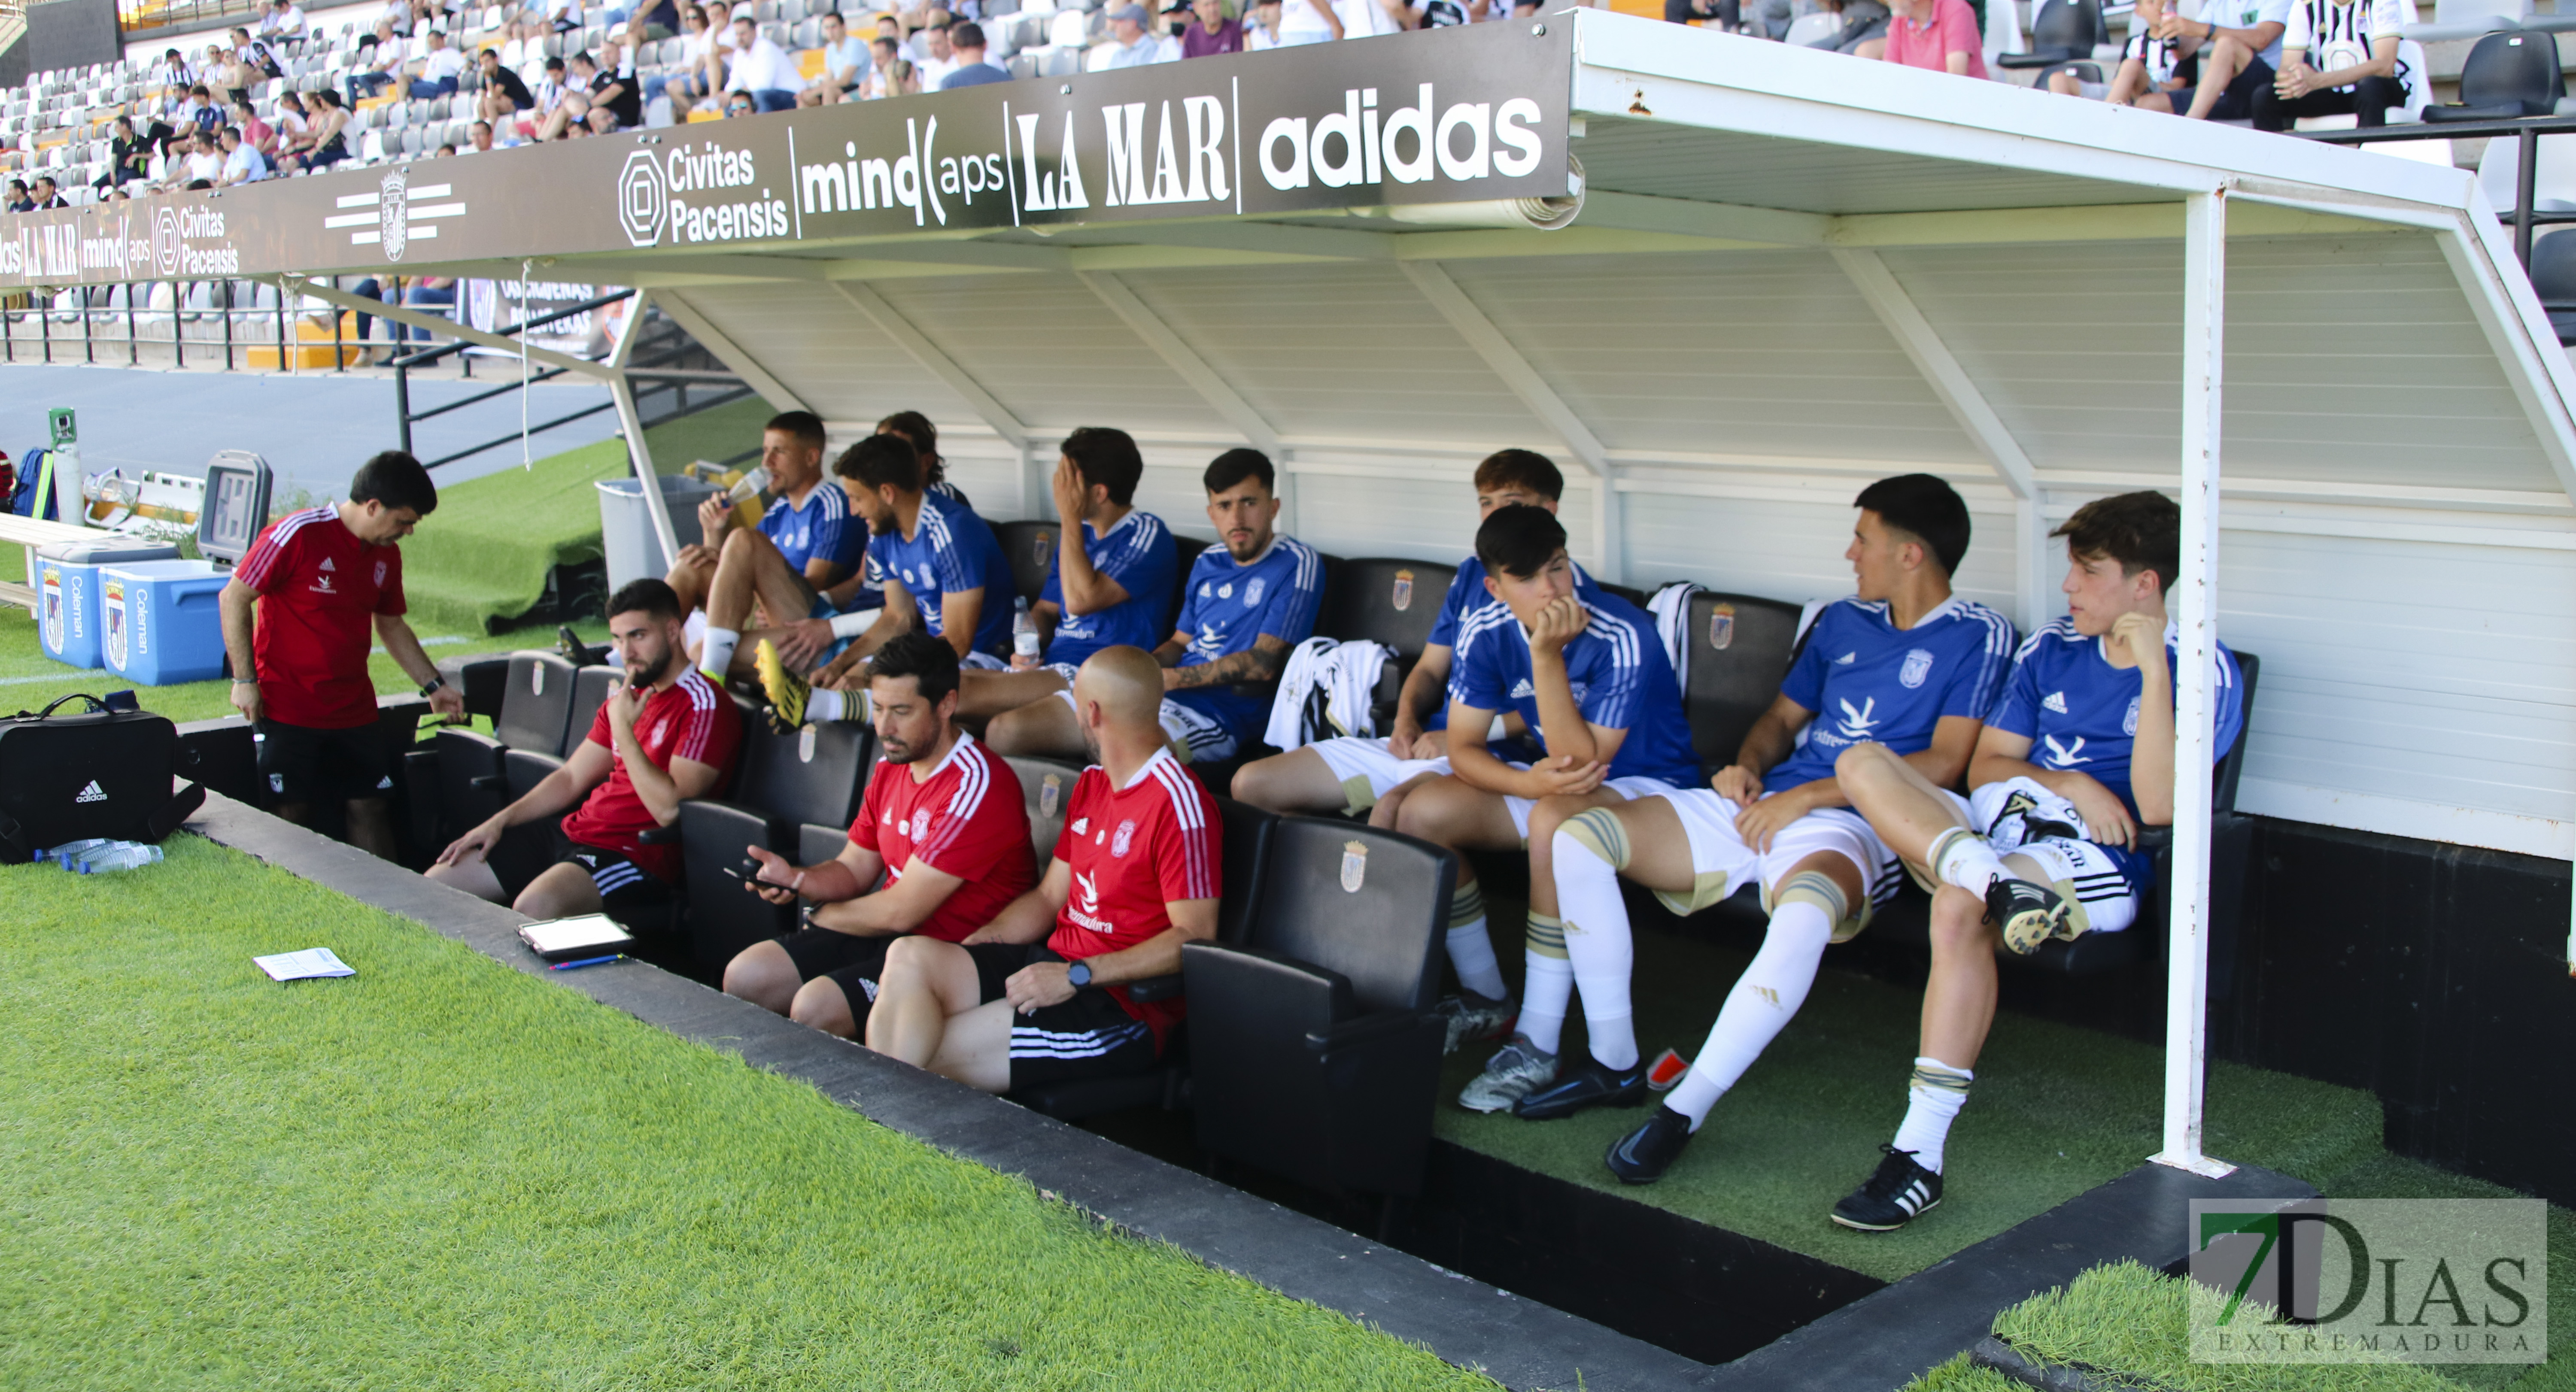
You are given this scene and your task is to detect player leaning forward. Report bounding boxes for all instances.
[1513,475,2017,1137]
[1809,490,2244,1232]
[221,450,465,860]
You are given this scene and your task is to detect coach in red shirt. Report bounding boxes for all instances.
[722,630,1038,1040]
[868,645,1220,1094]
[428,578,743,919]
[220,450,464,859]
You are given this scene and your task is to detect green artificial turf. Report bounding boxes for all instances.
[1434,916,2387,1285]
[0,835,1494,1392]
[398,396,772,636]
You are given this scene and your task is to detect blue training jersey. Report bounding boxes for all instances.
[1765,596,2019,794]
[862,489,1015,657]
[1422,555,1605,732]
[1447,591,1701,788]
[1041,509,1177,667]
[1165,534,1327,742]
[759,482,865,579]
[1988,616,2245,821]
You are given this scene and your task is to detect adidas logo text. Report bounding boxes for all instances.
[2042,691,2068,714]
[75,779,107,804]
[1835,652,1856,664]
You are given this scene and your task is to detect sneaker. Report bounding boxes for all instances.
[1434,993,1516,1056]
[1829,1145,1944,1232]
[753,639,809,734]
[1457,1034,1557,1113]
[1605,1105,1696,1184]
[1513,1058,1649,1120]
[555,623,602,667]
[1984,876,2072,956]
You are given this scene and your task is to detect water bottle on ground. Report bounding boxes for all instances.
[60,840,164,874]
[41,839,113,867]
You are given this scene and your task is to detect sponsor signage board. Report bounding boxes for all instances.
[1,24,1574,288]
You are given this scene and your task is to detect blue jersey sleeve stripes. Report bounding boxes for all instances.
[1042,510,1180,664]
[1443,594,1699,786]
[1575,607,1646,733]
[1989,617,2244,818]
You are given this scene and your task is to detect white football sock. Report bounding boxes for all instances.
[1891,1057,1974,1174]
[1517,913,1571,1057]
[1443,880,1507,1002]
[698,626,741,680]
[1662,899,1833,1130]
[1932,826,2010,901]
[1552,825,1637,1071]
[805,688,846,722]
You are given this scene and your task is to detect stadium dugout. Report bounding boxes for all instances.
[10,12,2575,1386]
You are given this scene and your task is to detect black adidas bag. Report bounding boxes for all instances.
[0,694,204,863]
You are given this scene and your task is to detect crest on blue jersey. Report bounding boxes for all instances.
[1900,649,1934,690]
[1244,577,1265,607]
[2122,696,2141,737]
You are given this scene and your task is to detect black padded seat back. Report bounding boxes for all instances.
[2215,651,2259,817]
[2460,30,2562,116]
[1006,755,1084,869]
[1600,581,1648,610]
[678,800,793,974]
[1250,818,1454,1013]
[731,718,872,830]
[1682,591,1804,774]
[798,822,851,867]
[2534,232,2576,343]
[565,666,620,752]
[495,651,580,755]
[1320,557,1458,658]
[992,520,1059,605]
[1170,535,1210,633]
[1999,0,2102,63]
[1212,796,1278,947]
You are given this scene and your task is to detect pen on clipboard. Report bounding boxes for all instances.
[550,955,627,972]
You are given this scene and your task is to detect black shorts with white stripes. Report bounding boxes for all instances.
[963,942,1160,1090]
[558,843,674,921]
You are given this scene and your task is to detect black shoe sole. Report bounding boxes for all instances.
[1515,1082,1649,1122]
[1829,1196,1939,1232]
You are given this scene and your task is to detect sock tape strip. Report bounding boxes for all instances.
[1447,879,1486,929]
[1526,912,1567,957]
[1773,868,1849,924]
[1557,807,1633,870]
[1910,1060,1974,1095]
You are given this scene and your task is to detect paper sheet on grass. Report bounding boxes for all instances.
[254,948,355,982]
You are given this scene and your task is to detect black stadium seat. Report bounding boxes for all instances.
[991,519,1058,606]
[1996,0,2107,67]
[1185,817,1454,1199]
[1005,755,1082,867]
[1316,557,1461,730]
[669,714,873,977]
[2423,30,2564,121]
[420,652,580,853]
[1600,581,1649,610]
[1170,535,1210,632]
[474,667,626,893]
[1681,591,1805,777]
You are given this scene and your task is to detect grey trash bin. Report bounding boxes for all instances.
[597,474,724,598]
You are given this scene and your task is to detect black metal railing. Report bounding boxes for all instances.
[2302,114,2576,271]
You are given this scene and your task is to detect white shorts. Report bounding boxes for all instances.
[1052,687,1236,764]
[1649,788,1905,940]
[961,651,1009,671]
[1954,778,2140,935]
[1501,765,1682,842]
[1307,735,1453,812]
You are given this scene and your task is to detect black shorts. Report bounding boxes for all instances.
[964,942,1160,1090]
[257,718,391,806]
[2168,55,2270,122]
[556,843,674,920]
[777,925,898,1019]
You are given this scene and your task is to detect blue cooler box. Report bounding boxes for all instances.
[33,540,183,669]
[99,559,228,685]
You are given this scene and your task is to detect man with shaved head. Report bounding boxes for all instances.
[866,646,1221,1093]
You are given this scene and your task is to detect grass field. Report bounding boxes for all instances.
[0,835,1492,1392]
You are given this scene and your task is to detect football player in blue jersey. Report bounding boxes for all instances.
[753,431,1015,730]
[983,449,1325,764]
[669,411,866,682]
[1816,490,2243,1232]
[1391,504,1704,1119]
[946,426,1180,728]
[1568,476,2018,1142]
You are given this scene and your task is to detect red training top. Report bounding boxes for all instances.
[235,505,405,730]
[1049,747,1220,1050]
[846,731,1036,942]
[560,668,742,880]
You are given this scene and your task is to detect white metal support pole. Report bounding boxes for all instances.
[2154,188,2236,1180]
[608,291,683,575]
[2015,497,2049,634]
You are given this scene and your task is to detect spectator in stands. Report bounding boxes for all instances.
[498,12,549,76]
[262,0,311,42]
[1101,5,1178,64]
[534,50,607,137]
[230,95,276,159]
[217,125,270,184]
[1403,0,1487,28]
[179,84,223,133]
[1182,0,1247,53]
[465,119,499,150]
[592,32,647,129]
[101,116,160,190]
[430,579,744,920]
[212,42,262,106]
[2253,0,2406,130]
[221,452,464,861]
[477,45,538,124]
[1276,0,1343,42]
[409,28,468,98]
[866,646,1219,1095]
[680,0,741,112]
[350,21,403,105]
[802,9,870,102]
[723,13,803,112]
[942,21,1010,86]
[179,130,227,185]
[3,181,30,214]
[2056,0,2186,106]
[27,177,69,210]
[1549,477,2011,1171]
[627,0,683,42]
[1335,0,1410,39]
[1872,0,1987,76]
[724,633,1040,1039]
[526,55,572,133]
[281,89,353,170]
[1801,0,1890,52]
[1244,0,1288,48]
[911,16,959,87]
[722,90,760,117]
[156,49,199,99]
[668,411,863,679]
[396,275,459,342]
[864,40,918,97]
[271,91,313,161]
[2160,0,2290,121]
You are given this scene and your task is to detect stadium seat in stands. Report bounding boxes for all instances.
[991,519,1058,605]
[1009,792,1277,1121]
[1996,0,2109,67]
[1680,591,1804,777]
[1185,817,1453,1200]
[2424,30,2566,120]
[2531,231,2576,343]
[665,711,872,974]
[1316,556,1458,730]
[421,651,579,852]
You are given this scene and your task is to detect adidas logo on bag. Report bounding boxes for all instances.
[75,780,108,804]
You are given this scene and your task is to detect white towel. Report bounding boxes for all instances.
[1647,580,1704,698]
[1262,637,1392,750]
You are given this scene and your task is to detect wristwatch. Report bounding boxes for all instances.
[418,675,447,697]
[1066,959,1093,988]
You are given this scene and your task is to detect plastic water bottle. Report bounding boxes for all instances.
[60,840,164,874]
[1012,597,1040,662]
[40,838,112,867]
[724,466,772,504]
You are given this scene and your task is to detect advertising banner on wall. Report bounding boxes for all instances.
[0,22,1576,288]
